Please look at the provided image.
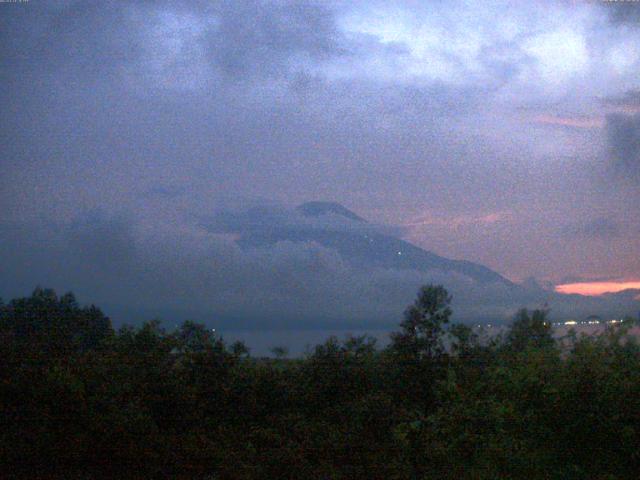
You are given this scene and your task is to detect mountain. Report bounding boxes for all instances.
[237,202,514,286]
[296,201,365,222]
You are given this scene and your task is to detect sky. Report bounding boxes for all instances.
[1,1,639,334]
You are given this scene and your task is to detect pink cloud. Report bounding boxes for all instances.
[555,281,640,296]
[533,114,603,129]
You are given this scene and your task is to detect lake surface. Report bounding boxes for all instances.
[223,324,640,357]
[223,329,393,357]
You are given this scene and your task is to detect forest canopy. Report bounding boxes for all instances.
[1,286,640,479]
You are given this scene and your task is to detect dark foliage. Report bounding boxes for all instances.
[1,286,639,479]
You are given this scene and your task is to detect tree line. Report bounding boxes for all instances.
[1,285,639,479]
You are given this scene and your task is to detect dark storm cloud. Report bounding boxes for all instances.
[601,89,640,108]
[604,2,640,26]
[0,2,140,81]
[0,0,348,86]
[562,217,621,240]
[143,185,187,199]
[66,210,136,273]
[606,113,640,176]
[207,1,346,80]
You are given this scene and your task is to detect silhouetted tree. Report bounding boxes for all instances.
[391,284,452,360]
[342,334,377,358]
[505,308,554,352]
[174,320,217,353]
[0,287,112,360]
[270,345,289,359]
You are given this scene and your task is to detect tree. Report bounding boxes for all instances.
[270,346,289,359]
[342,334,377,358]
[448,323,479,358]
[391,284,452,360]
[230,340,250,358]
[505,308,554,352]
[174,320,217,353]
[0,287,113,359]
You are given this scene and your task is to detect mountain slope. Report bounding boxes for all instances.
[237,202,514,286]
[296,201,365,222]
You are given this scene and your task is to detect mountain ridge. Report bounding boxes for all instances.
[296,201,366,222]
[236,202,514,286]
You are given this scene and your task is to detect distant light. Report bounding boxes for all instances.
[565,320,577,325]
[397,251,402,255]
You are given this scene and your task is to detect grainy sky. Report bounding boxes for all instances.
[1,1,639,327]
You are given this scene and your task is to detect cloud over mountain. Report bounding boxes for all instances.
[1,203,637,331]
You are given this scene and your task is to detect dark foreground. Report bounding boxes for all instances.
[2,286,640,479]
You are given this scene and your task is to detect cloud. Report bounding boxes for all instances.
[601,89,640,109]
[604,2,640,26]
[207,1,346,81]
[532,114,603,130]
[557,274,623,285]
[142,185,187,199]
[562,217,621,240]
[555,281,640,296]
[606,113,640,176]
[0,2,143,83]
[1,206,637,331]
[66,210,136,275]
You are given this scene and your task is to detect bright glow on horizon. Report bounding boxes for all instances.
[555,282,640,296]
